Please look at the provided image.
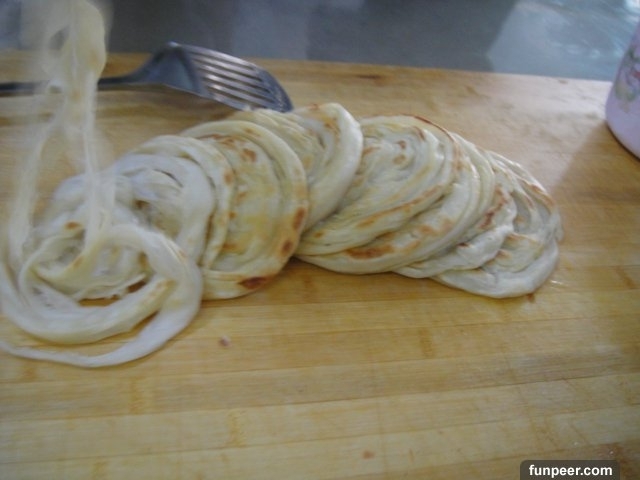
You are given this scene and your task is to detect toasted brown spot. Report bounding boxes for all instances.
[393,154,406,165]
[281,239,294,257]
[127,280,147,293]
[65,221,81,230]
[357,216,377,229]
[479,210,496,230]
[416,223,438,237]
[346,244,393,260]
[235,189,249,202]
[362,145,378,157]
[217,136,239,149]
[323,119,339,134]
[239,276,270,290]
[242,148,257,162]
[293,207,307,231]
[420,218,453,237]
[135,200,149,210]
[224,171,234,185]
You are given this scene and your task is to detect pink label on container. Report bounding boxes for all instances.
[606,21,640,158]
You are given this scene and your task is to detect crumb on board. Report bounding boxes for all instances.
[219,335,231,347]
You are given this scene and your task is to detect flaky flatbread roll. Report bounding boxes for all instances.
[231,103,363,228]
[0,222,203,367]
[395,135,517,277]
[182,120,308,299]
[297,116,456,256]
[127,135,236,268]
[432,150,563,297]
[297,116,488,273]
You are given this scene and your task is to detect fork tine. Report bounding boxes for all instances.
[199,73,278,105]
[195,68,282,106]
[199,81,282,110]
[198,68,289,109]
[190,57,273,94]
[182,44,258,72]
[189,55,280,101]
[181,44,292,111]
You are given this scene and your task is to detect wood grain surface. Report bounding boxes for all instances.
[1,52,639,479]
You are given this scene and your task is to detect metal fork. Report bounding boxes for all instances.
[0,42,293,112]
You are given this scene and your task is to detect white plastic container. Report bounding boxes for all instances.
[606,21,640,159]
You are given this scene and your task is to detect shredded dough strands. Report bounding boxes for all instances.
[0,0,202,367]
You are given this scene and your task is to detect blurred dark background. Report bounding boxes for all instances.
[1,0,639,80]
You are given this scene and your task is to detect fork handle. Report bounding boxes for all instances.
[0,81,39,95]
[0,75,143,95]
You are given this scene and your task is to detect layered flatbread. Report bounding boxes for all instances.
[432,150,562,297]
[182,120,308,299]
[297,116,456,256]
[127,134,236,267]
[395,135,517,278]
[296,116,488,273]
[231,103,362,228]
[0,2,564,368]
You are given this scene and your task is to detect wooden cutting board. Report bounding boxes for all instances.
[1,52,639,480]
